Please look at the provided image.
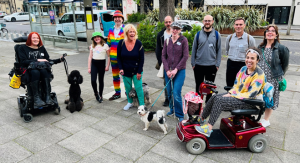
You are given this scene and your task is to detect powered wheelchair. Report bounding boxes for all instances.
[9,36,65,123]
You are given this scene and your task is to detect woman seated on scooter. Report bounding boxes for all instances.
[195,47,266,137]
[18,32,65,109]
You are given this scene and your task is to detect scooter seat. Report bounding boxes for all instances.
[231,108,259,115]
[242,98,265,107]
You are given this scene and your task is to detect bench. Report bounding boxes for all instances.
[39,34,76,47]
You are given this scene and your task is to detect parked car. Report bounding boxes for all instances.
[56,10,115,38]
[176,20,204,28]
[0,11,7,18]
[3,12,31,22]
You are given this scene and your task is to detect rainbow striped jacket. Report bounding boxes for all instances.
[107,24,125,59]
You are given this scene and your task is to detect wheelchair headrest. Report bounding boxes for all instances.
[13,36,28,43]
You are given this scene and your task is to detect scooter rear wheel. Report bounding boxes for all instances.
[186,138,206,155]
[248,134,267,153]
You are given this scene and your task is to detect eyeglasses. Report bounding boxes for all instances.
[266,30,276,33]
[204,20,212,23]
[164,21,172,24]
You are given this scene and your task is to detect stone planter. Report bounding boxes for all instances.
[218,27,266,36]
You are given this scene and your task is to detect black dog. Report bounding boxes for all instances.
[64,70,84,113]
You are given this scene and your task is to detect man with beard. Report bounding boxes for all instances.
[191,15,221,103]
[225,17,256,87]
[155,16,172,107]
[107,10,125,100]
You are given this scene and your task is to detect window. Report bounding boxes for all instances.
[75,14,85,22]
[102,13,113,22]
[61,14,73,23]
[93,14,98,21]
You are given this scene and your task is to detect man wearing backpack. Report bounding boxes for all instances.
[225,17,256,87]
[155,16,173,107]
[191,15,221,103]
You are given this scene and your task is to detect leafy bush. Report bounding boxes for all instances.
[144,9,159,24]
[137,20,165,51]
[260,19,269,26]
[234,6,265,32]
[207,7,234,31]
[175,8,204,21]
[182,24,202,54]
[127,12,146,23]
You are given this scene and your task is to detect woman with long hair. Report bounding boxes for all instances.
[18,32,64,109]
[257,24,290,127]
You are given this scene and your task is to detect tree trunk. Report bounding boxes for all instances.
[140,0,145,14]
[159,0,175,22]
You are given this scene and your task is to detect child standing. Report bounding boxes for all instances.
[88,32,110,103]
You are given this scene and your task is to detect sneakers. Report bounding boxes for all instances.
[95,93,100,102]
[123,103,133,111]
[166,109,174,116]
[109,94,121,101]
[195,125,213,137]
[260,119,270,128]
[99,97,103,103]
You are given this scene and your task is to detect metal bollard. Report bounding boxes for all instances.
[0,31,3,39]
[6,32,9,40]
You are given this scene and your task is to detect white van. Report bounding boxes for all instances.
[56,10,115,38]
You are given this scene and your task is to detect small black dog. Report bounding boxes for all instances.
[64,70,84,113]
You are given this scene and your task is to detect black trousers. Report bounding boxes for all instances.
[91,59,106,97]
[193,65,217,103]
[30,69,51,82]
[226,59,245,87]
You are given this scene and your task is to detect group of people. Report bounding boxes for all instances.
[155,15,289,136]
[19,10,289,137]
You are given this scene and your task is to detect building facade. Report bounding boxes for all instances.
[0,0,25,14]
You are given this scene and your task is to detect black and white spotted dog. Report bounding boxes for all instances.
[137,105,168,134]
[128,83,151,107]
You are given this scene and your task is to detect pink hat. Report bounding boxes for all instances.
[113,10,124,21]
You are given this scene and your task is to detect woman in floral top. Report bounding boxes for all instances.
[195,47,266,137]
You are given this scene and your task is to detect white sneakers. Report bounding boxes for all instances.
[260,119,270,128]
[123,103,133,111]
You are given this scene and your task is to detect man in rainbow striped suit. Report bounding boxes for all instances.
[107,10,125,100]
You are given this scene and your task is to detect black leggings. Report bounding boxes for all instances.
[91,59,106,97]
[30,69,51,82]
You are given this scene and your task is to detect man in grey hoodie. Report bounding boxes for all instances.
[191,15,221,103]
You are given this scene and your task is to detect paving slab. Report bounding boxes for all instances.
[0,141,32,163]
[251,146,282,163]
[58,127,114,156]
[103,130,158,161]
[150,133,196,163]
[78,147,132,163]
[201,148,252,163]
[20,144,82,163]
[91,114,137,137]
[15,125,71,153]
[136,151,177,163]
[53,112,99,134]
[0,123,30,145]
[273,148,300,163]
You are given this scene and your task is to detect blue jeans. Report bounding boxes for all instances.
[164,69,185,118]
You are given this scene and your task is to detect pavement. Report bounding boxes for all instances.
[1,40,300,163]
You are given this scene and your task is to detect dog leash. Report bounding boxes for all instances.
[148,76,173,111]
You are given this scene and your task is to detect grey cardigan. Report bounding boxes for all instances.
[191,28,221,67]
[258,41,290,78]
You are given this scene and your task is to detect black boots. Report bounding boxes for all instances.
[31,81,46,109]
[43,78,54,105]
[163,98,169,107]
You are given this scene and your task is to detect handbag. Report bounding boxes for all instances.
[157,63,164,79]
[9,74,21,89]
[262,49,287,92]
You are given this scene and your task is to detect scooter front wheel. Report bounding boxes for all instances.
[186,138,206,155]
[248,134,267,153]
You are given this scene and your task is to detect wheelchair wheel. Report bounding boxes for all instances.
[18,97,24,117]
[23,113,33,123]
[248,134,267,153]
[54,107,60,115]
[186,138,206,155]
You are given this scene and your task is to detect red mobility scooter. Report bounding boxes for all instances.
[176,81,267,155]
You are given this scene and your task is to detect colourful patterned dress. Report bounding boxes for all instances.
[107,24,125,95]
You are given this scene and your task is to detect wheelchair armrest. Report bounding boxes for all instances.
[242,98,265,107]
[224,86,232,92]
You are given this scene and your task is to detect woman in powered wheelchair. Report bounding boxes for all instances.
[195,47,266,137]
[11,32,66,122]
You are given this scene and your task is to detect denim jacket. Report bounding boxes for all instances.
[258,41,289,78]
